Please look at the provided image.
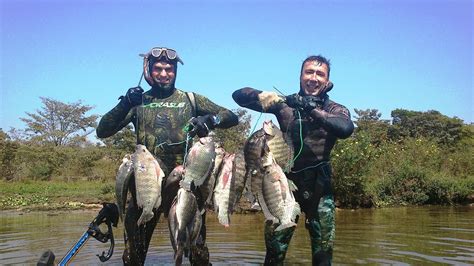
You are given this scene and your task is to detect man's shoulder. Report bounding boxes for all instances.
[325,98,350,112]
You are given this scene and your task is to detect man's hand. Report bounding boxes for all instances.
[119,86,144,108]
[258,91,284,111]
[286,94,324,112]
[187,115,217,138]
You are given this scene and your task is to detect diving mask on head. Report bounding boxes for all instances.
[140,47,184,87]
[140,47,184,65]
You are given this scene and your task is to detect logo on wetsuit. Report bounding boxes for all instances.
[143,102,186,108]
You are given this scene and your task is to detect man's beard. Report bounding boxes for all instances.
[156,82,174,90]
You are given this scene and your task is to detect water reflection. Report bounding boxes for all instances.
[0,206,473,265]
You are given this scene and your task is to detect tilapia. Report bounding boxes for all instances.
[229,150,247,212]
[263,120,294,172]
[261,151,300,231]
[244,120,294,201]
[244,127,267,197]
[183,137,216,187]
[115,154,133,221]
[162,165,185,217]
[213,153,235,227]
[199,145,225,210]
[132,144,165,225]
[168,187,202,266]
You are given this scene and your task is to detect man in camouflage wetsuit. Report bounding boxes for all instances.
[232,55,354,265]
[97,47,238,265]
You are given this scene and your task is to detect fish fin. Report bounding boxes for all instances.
[175,245,184,265]
[137,211,153,226]
[287,179,298,191]
[257,193,278,222]
[275,222,297,231]
[292,202,301,220]
[153,159,165,178]
[218,213,230,227]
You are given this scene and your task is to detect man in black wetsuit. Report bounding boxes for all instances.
[97,47,238,265]
[232,55,354,265]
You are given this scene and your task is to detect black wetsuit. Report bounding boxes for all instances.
[232,87,353,265]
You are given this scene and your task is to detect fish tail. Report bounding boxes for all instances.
[292,202,301,220]
[177,228,187,243]
[175,245,184,266]
[275,222,297,231]
[218,213,229,227]
[137,211,153,226]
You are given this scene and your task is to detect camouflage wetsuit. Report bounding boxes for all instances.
[232,87,354,265]
[97,87,238,265]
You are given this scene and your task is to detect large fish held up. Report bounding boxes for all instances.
[115,154,133,221]
[132,144,165,225]
[213,152,235,227]
[183,137,216,187]
[168,187,202,266]
[229,150,247,212]
[261,150,300,231]
[199,144,225,210]
[244,120,294,205]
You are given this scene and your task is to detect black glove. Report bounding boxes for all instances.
[187,115,218,138]
[119,86,144,108]
[286,94,324,112]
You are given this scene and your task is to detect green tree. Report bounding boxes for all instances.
[353,108,390,145]
[20,97,98,146]
[0,129,19,180]
[213,108,251,153]
[100,125,136,153]
[389,109,465,146]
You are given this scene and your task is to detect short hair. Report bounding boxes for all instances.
[300,55,331,78]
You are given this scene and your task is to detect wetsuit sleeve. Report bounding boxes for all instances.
[309,102,354,139]
[194,93,238,128]
[96,100,135,138]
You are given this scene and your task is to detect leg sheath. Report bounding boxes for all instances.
[264,221,296,266]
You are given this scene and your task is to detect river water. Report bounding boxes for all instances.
[1,206,473,265]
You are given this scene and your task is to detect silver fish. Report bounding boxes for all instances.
[115,154,133,221]
[213,153,235,227]
[263,120,294,172]
[244,127,267,198]
[244,120,294,205]
[168,187,202,265]
[200,145,225,210]
[229,150,247,212]
[261,151,300,231]
[162,165,185,217]
[183,137,216,187]
[132,144,165,225]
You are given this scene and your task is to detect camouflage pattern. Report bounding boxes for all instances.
[264,221,296,265]
[306,195,335,261]
[98,86,238,265]
[98,88,237,169]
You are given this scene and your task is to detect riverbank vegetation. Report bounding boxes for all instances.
[1,98,472,209]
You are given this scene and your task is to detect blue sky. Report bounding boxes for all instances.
[1,0,472,136]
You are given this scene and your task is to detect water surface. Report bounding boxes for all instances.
[1,206,473,265]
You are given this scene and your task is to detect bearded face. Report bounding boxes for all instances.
[150,61,176,90]
[300,60,329,96]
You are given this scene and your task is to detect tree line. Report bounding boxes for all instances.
[1,97,472,207]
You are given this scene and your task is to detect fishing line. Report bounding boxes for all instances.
[247,111,263,138]
[290,161,325,174]
[293,110,304,161]
[183,133,192,166]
